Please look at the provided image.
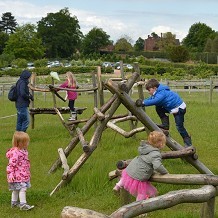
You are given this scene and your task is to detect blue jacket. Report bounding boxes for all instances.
[143,84,183,112]
[126,141,168,181]
[15,70,32,108]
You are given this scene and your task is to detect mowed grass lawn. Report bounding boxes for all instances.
[0,88,218,218]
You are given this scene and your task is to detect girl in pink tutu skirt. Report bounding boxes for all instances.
[113,131,169,201]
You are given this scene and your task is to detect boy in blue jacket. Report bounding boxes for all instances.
[142,78,192,147]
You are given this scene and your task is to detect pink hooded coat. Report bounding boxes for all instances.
[6,147,31,183]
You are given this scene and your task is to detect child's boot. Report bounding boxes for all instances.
[184,136,192,147]
[68,111,77,121]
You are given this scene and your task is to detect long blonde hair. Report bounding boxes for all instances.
[12,131,30,150]
[66,71,77,88]
[147,131,166,149]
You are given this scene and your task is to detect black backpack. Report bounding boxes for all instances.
[8,84,18,101]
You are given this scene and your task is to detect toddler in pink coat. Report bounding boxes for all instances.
[6,131,34,210]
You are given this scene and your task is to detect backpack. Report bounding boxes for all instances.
[8,84,18,101]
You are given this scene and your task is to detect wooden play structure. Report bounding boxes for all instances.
[36,70,218,217]
[25,65,217,217]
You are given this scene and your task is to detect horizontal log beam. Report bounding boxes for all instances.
[110,185,217,218]
[109,171,218,186]
[116,146,196,169]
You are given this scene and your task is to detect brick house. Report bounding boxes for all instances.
[144,33,180,51]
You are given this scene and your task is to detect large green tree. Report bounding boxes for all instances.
[0,31,9,54]
[37,8,82,58]
[3,23,45,60]
[211,35,218,52]
[157,32,177,51]
[134,37,144,51]
[0,12,17,34]
[167,45,189,63]
[182,22,215,52]
[114,35,133,52]
[82,27,111,54]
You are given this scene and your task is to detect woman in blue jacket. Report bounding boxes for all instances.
[15,70,33,132]
[143,78,192,147]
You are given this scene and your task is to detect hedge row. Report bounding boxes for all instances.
[0,66,98,77]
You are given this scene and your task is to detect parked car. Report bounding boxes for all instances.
[47,61,62,68]
[27,62,35,69]
[102,62,112,68]
[126,64,133,69]
[116,63,133,70]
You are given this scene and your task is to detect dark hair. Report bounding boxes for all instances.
[145,78,160,90]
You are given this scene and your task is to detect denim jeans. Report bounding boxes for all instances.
[16,107,29,132]
[156,106,190,139]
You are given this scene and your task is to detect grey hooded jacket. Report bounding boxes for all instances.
[126,141,168,181]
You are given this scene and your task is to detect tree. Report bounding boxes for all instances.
[204,38,213,52]
[0,12,17,34]
[151,32,159,38]
[3,23,45,60]
[167,45,189,63]
[157,32,177,51]
[182,22,215,52]
[134,37,144,52]
[82,27,111,54]
[37,7,82,58]
[114,35,133,52]
[0,31,9,54]
[211,35,218,52]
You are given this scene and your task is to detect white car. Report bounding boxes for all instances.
[126,64,133,69]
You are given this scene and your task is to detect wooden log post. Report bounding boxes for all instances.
[54,108,74,135]
[120,60,125,80]
[133,62,140,74]
[58,148,69,180]
[51,77,57,108]
[209,77,213,105]
[97,66,104,106]
[30,72,36,129]
[201,197,215,218]
[76,127,90,152]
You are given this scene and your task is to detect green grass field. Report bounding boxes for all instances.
[0,88,218,218]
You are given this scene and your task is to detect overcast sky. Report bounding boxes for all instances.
[0,0,218,44]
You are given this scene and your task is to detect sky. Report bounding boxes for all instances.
[0,0,218,44]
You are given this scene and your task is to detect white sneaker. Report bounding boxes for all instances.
[68,117,76,121]
[20,204,34,211]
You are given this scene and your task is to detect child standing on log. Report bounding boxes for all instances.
[6,131,34,210]
[113,131,168,201]
[59,71,78,121]
[142,78,192,147]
